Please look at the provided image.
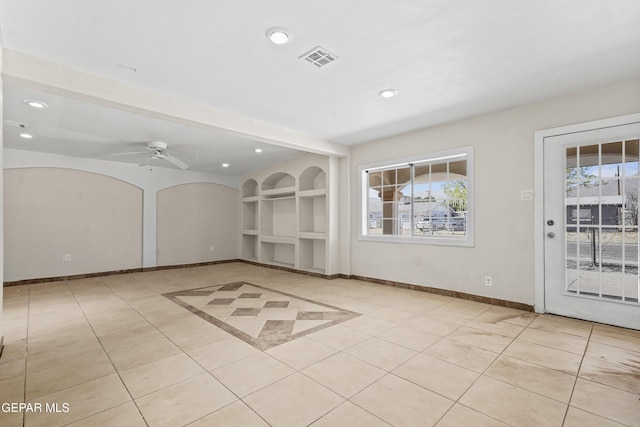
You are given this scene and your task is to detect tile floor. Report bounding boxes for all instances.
[0,262,638,426]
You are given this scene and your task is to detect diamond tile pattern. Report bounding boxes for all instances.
[163,282,360,350]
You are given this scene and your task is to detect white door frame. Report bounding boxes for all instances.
[534,113,640,314]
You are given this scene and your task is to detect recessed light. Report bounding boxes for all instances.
[378,89,398,98]
[266,27,290,45]
[22,99,48,109]
[20,133,34,139]
[254,148,263,153]
[222,163,230,168]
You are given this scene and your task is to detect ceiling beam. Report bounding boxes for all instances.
[1,48,349,157]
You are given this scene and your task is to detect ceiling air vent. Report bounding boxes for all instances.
[299,46,338,68]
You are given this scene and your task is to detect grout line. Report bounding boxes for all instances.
[67,277,150,427]
[561,322,594,426]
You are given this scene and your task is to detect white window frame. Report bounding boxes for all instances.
[358,146,474,247]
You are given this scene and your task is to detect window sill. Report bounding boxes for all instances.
[358,233,474,247]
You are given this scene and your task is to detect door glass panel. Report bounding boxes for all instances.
[565,140,639,305]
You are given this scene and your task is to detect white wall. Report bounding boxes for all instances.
[4,168,143,280]
[3,148,240,281]
[349,77,640,305]
[157,182,239,265]
[1,49,4,340]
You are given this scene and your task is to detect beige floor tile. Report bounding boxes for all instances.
[406,315,461,336]
[66,401,146,427]
[0,358,25,381]
[435,404,509,427]
[255,307,299,321]
[421,307,477,325]
[339,300,386,314]
[212,352,295,397]
[563,406,626,427]
[0,411,23,427]
[119,353,205,398]
[136,373,237,427]
[377,324,442,351]
[26,337,104,374]
[0,375,25,405]
[97,324,165,352]
[244,372,344,427]
[5,265,640,427]
[187,336,259,371]
[484,355,576,403]
[27,323,96,352]
[579,355,640,394]
[459,376,567,427]
[503,340,583,376]
[26,311,88,336]
[108,336,182,371]
[189,400,269,427]
[423,338,499,373]
[528,315,593,338]
[25,374,131,427]
[345,337,417,371]
[25,352,115,400]
[351,374,453,427]
[442,300,491,316]
[516,327,588,355]
[388,299,439,315]
[448,327,514,353]
[585,340,640,367]
[571,378,640,425]
[265,336,337,370]
[85,309,151,337]
[307,325,370,350]
[302,353,386,398]
[311,401,390,426]
[340,315,397,336]
[393,353,479,400]
[0,339,27,363]
[590,327,640,353]
[367,307,421,324]
[465,317,526,338]
[154,316,231,351]
[593,323,640,338]
[475,306,537,327]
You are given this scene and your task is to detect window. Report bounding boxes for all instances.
[360,147,473,246]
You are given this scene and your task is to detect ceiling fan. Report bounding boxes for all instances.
[112,141,189,170]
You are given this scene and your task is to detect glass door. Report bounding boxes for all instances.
[544,122,640,329]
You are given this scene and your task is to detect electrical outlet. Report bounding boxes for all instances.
[484,276,493,287]
[63,254,72,262]
[210,245,215,252]
[521,190,534,200]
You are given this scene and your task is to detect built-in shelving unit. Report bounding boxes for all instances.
[240,163,330,274]
[241,179,259,261]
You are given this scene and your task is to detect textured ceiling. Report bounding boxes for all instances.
[2,0,640,175]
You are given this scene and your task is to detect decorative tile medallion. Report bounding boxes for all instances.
[163,281,360,350]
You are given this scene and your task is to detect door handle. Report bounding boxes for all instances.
[547,232,555,238]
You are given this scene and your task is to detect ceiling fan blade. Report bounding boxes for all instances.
[110,151,150,156]
[138,158,152,167]
[165,154,189,170]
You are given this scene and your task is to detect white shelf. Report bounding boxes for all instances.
[261,240,295,268]
[299,238,325,274]
[243,164,330,274]
[260,235,296,244]
[261,187,296,198]
[242,234,257,260]
[298,188,326,198]
[298,232,326,240]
